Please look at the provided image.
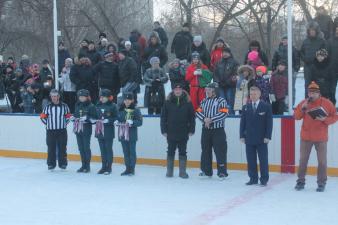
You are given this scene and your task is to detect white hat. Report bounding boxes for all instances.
[0,55,3,61]
[193,35,202,43]
[150,56,160,65]
[125,41,132,46]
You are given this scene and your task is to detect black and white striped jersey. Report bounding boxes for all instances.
[196,97,228,129]
[40,102,71,130]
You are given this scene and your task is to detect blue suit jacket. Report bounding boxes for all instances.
[240,101,273,145]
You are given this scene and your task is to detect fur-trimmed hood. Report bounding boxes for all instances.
[237,65,255,78]
[148,31,161,45]
[306,21,323,38]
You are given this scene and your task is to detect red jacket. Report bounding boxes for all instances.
[185,64,208,87]
[270,71,288,99]
[138,36,147,58]
[294,97,337,142]
[210,47,223,71]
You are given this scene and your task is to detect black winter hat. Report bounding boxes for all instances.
[182,22,190,28]
[222,47,232,54]
[107,43,117,51]
[173,83,183,89]
[216,37,225,44]
[249,40,261,48]
[191,51,200,60]
[278,60,287,66]
[104,51,114,57]
[77,89,90,97]
[100,89,112,97]
[99,32,107,39]
[123,92,134,100]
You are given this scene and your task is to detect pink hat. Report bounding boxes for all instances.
[248,50,259,61]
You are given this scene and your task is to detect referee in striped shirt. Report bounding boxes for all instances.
[196,82,229,179]
[40,89,71,170]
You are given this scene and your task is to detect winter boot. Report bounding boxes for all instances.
[295,182,305,191]
[166,155,175,177]
[178,155,189,179]
[83,162,90,173]
[48,165,56,171]
[217,164,228,180]
[129,167,135,176]
[104,163,112,175]
[77,161,85,173]
[121,167,131,176]
[316,184,325,192]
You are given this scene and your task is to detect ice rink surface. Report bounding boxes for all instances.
[0,157,337,225]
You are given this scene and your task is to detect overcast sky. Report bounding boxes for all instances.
[153,0,169,20]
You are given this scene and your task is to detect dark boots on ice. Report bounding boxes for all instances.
[166,155,174,177]
[178,155,189,179]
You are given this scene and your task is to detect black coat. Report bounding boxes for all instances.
[125,49,142,84]
[189,42,211,66]
[271,44,300,72]
[86,49,102,65]
[168,67,188,90]
[143,43,168,71]
[314,14,334,40]
[171,31,193,60]
[94,61,120,95]
[40,67,54,83]
[78,47,88,59]
[160,92,195,141]
[69,64,96,92]
[214,56,239,89]
[327,36,338,76]
[300,37,326,65]
[154,27,168,48]
[118,56,138,87]
[309,58,333,98]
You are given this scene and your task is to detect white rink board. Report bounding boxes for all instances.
[0,115,282,166]
[295,120,338,168]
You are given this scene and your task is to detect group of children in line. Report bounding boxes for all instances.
[70,89,142,176]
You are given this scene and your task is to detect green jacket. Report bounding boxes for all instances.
[74,100,96,134]
[117,104,143,142]
[95,101,118,139]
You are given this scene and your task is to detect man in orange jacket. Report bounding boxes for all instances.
[294,82,337,192]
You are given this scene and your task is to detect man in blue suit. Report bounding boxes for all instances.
[240,86,273,186]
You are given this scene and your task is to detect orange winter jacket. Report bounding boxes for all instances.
[294,97,337,142]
